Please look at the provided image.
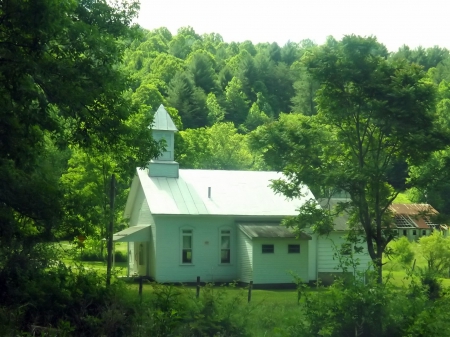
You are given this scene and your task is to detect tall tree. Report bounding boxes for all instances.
[225,77,250,125]
[186,51,218,93]
[251,35,448,285]
[167,71,208,128]
[0,0,160,281]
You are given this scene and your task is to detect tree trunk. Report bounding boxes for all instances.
[376,258,383,284]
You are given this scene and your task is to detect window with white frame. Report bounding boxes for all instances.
[220,229,231,263]
[182,229,193,263]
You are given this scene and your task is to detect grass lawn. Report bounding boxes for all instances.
[121,281,306,337]
[383,239,450,287]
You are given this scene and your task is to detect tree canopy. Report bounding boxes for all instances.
[0,0,160,264]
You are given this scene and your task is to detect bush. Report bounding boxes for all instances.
[79,247,127,263]
[115,251,127,263]
[128,283,251,337]
[80,250,104,261]
[0,244,136,336]
[291,272,432,337]
[391,236,415,265]
[419,268,443,300]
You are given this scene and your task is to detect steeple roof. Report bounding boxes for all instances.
[152,104,178,131]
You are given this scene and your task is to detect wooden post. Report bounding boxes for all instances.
[196,276,200,298]
[139,276,143,302]
[106,174,116,287]
[247,281,253,303]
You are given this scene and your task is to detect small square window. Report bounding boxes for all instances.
[262,244,274,254]
[422,230,426,236]
[288,244,300,253]
[413,230,417,235]
[403,230,407,236]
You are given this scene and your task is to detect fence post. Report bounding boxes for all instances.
[196,276,200,298]
[139,276,143,302]
[247,281,253,303]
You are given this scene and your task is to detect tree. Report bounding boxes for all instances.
[225,77,249,125]
[251,35,448,284]
[405,80,450,216]
[243,102,270,132]
[186,51,218,93]
[177,123,257,170]
[167,71,208,128]
[392,45,450,71]
[419,231,450,275]
[0,0,161,292]
[60,147,131,257]
[206,93,225,125]
[290,60,319,115]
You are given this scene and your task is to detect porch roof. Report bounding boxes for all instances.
[112,225,151,242]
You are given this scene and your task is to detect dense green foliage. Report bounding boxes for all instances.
[0,1,161,332]
[250,35,450,283]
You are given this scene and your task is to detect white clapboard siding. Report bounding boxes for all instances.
[129,185,144,227]
[126,184,156,278]
[135,197,156,277]
[238,230,253,283]
[252,239,309,284]
[317,232,372,274]
[307,232,318,281]
[153,216,238,283]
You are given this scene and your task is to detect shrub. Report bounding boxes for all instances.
[391,236,415,266]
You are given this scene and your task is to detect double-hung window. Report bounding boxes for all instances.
[182,229,193,263]
[220,230,231,263]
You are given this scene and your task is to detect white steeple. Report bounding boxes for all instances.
[148,105,179,178]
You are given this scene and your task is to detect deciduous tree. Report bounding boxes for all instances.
[252,35,448,284]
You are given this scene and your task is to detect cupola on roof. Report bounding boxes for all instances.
[152,104,178,131]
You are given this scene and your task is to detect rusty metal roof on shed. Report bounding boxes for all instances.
[390,203,438,229]
[238,224,312,240]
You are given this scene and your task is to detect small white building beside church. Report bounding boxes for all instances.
[114,105,372,286]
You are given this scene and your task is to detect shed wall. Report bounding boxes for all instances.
[252,238,309,284]
[317,232,372,275]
